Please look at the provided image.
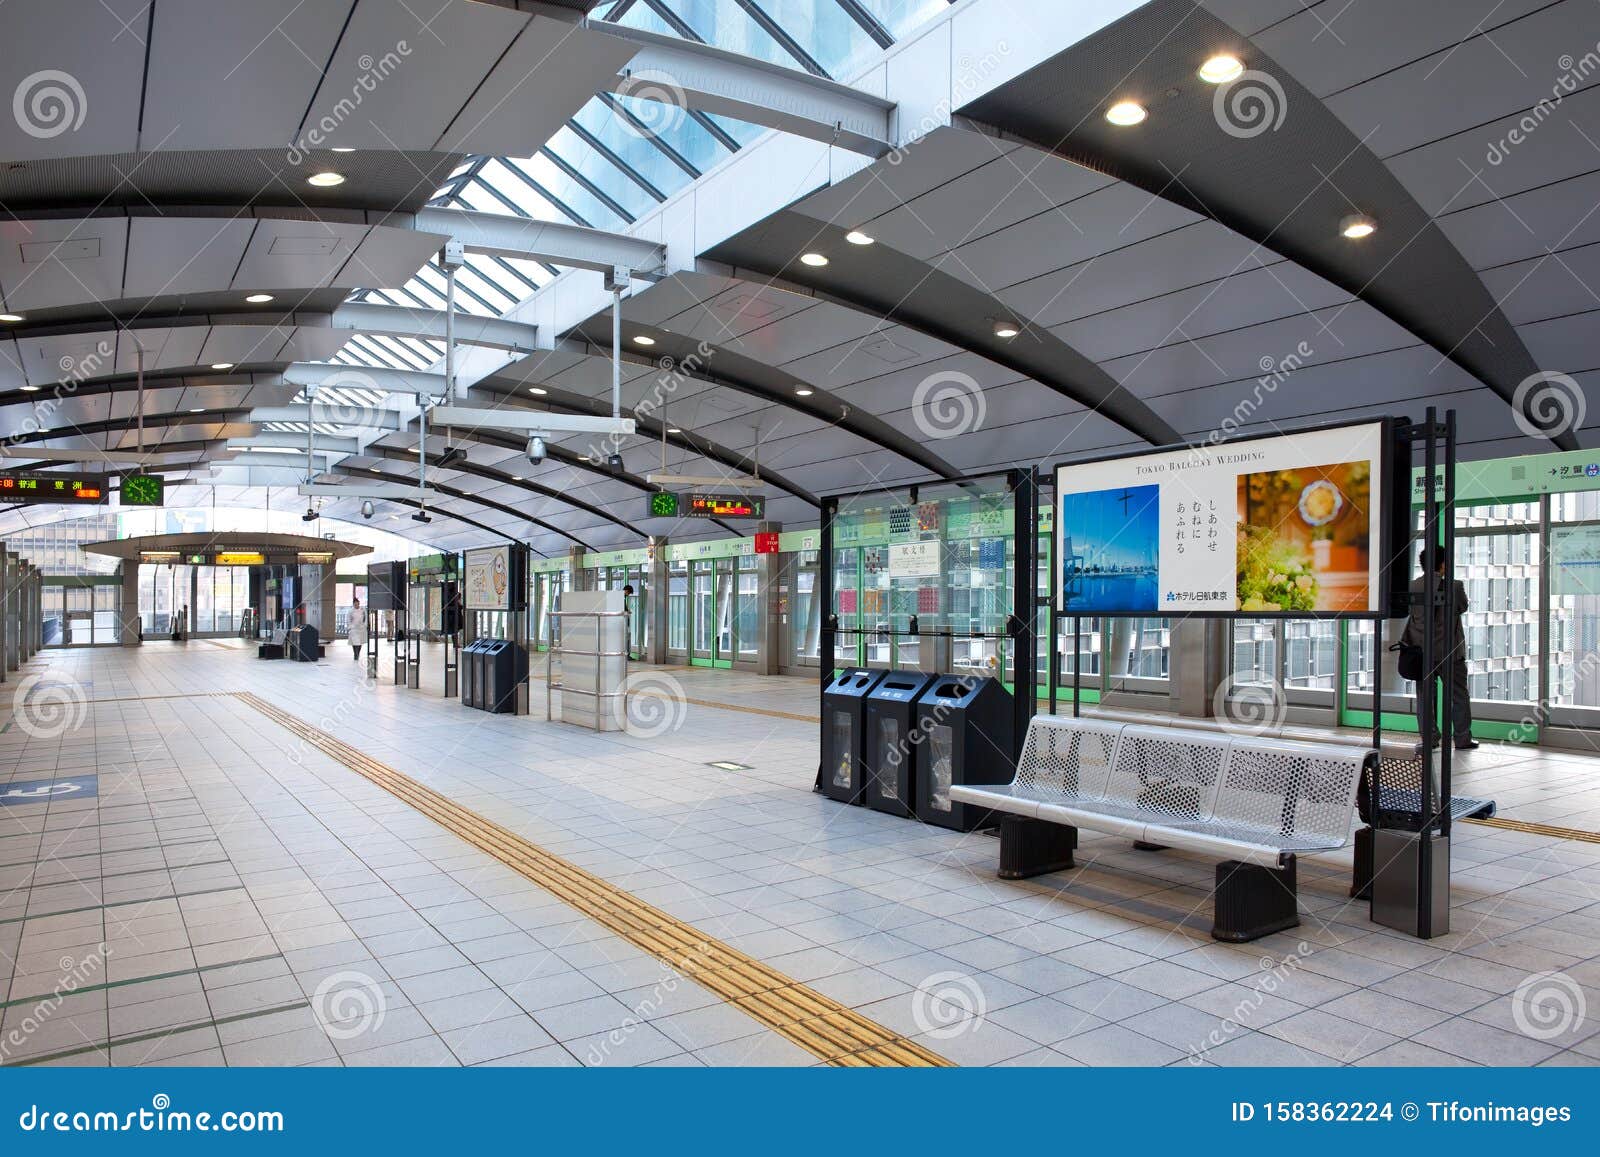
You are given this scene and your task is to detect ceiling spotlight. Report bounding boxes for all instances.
[210,362,234,370]
[307,171,346,187]
[20,384,40,393]
[511,475,523,482]
[1198,54,1244,84]
[189,407,205,413]
[845,230,874,246]
[245,293,274,304]
[527,386,547,395]
[0,313,23,323]
[993,319,1021,339]
[794,386,814,397]
[1105,101,1147,126]
[632,334,656,346]
[799,252,829,267]
[1339,213,1378,240]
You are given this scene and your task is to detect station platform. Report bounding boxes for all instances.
[2,644,1597,1068]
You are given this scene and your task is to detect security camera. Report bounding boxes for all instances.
[606,452,623,471]
[361,500,375,520]
[526,434,546,465]
[301,506,317,523]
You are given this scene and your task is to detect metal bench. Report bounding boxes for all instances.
[950,715,1373,942]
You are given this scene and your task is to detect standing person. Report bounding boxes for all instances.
[621,584,636,660]
[348,599,367,663]
[1402,550,1478,750]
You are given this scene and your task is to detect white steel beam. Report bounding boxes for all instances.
[428,406,634,436]
[409,208,666,274]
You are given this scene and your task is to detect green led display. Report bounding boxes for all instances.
[119,473,165,507]
[648,491,679,518]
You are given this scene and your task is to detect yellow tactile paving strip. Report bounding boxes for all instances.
[1466,815,1600,845]
[231,691,950,1067]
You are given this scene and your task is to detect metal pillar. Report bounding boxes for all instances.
[4,549,17,672]
[754,523,781,675]
[1172,619,1228,718]
[647,541,669,666]
[569,547,593,591]
[121,561,142,646]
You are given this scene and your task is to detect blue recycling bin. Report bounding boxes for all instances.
[864,671,938,817]
[914,676,1015,831]
[821,668,886,804]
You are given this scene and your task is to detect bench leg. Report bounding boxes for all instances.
[998,816,1076,880]
[1132,840,1170,852]
[1350,826,1373,900]
[1212,857,1299,943]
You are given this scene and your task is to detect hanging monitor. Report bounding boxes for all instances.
[0,471,108,505]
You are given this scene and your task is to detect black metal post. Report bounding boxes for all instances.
[1072,616,1081,719]
[816,497,837,793]
[1011,469,1038,759]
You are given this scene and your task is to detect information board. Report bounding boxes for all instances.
[0,471,107,506]
[1055,421,1388,615]
[1552,524,1600,597]
[464,546,512,611]
[686,493,764,519]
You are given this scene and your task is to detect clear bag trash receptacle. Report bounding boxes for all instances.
[821,668,886,805]
[864,671,938,818]
[914,676,1015,832]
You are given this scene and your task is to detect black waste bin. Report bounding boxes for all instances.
[914,676,1015,831]
[864,671,938,817]
[289,624,320,663]
[461,639,487,709]
[482,640,528,714]
[821,668,886,804]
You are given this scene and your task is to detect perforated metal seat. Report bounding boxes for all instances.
[952,715,1370,866]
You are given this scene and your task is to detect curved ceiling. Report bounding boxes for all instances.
[2,0,1592,560]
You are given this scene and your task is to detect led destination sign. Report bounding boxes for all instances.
[685,493,764,519]
[0,471,108,505]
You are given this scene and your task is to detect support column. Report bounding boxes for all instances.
[647,541,668,666]
[317,567,335,642]
[22,563,36,660]
[754,523,781,676]
[4,549,17,672]
[568,547,592,591]
[1171,618,1227,717]
[0,548,10,679]
[121,561,142,646]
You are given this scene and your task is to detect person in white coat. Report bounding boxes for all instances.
[348,601,367,662]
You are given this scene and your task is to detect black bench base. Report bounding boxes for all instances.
[1213,857,1299,943]
[998,815,1077,879]
[1133,840,1171,851]
[1350,825,1373,899]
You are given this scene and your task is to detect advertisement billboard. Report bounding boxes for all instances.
[1054,421,1391,616]
[464,546,513,612]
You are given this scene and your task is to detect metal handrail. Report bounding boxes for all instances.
[545,608,631,731]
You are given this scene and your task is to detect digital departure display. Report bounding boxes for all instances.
[685,492,764,519]
[0,471,109,505]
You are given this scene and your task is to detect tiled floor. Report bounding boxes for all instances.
[2,641,1597,1067]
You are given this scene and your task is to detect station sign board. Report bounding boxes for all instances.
[0,470,108,506]
[685,492,764,519]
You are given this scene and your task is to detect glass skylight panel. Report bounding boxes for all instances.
[546,125,661,220]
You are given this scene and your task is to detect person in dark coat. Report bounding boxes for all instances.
[1401,551,1478,750]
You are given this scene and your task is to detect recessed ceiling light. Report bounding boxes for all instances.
[667,426,681,434]
[1105,101,1147,126]
[331,147,355,153]
[527,386,547,395]
[20,384,40,392]
[0,313,23,323]
[210,362,234,370]
[845,230,874,246]
[245,293,274,304]
[307,171,345,187]
[794,386,814,397]
[189,407,205,413]
[1339,213,1378,240]
[799,252,829,267]
[993,319,1021,339]
[632,335,656,346]
[1198,55,1244,84]
[511,475,523,481]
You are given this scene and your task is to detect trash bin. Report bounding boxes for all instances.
[289,624,320,663]
[821,668,886,804]
[864,671,938,817]
[461,639,487,709]
[914,676,1015,831]
[482,640,528,714]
